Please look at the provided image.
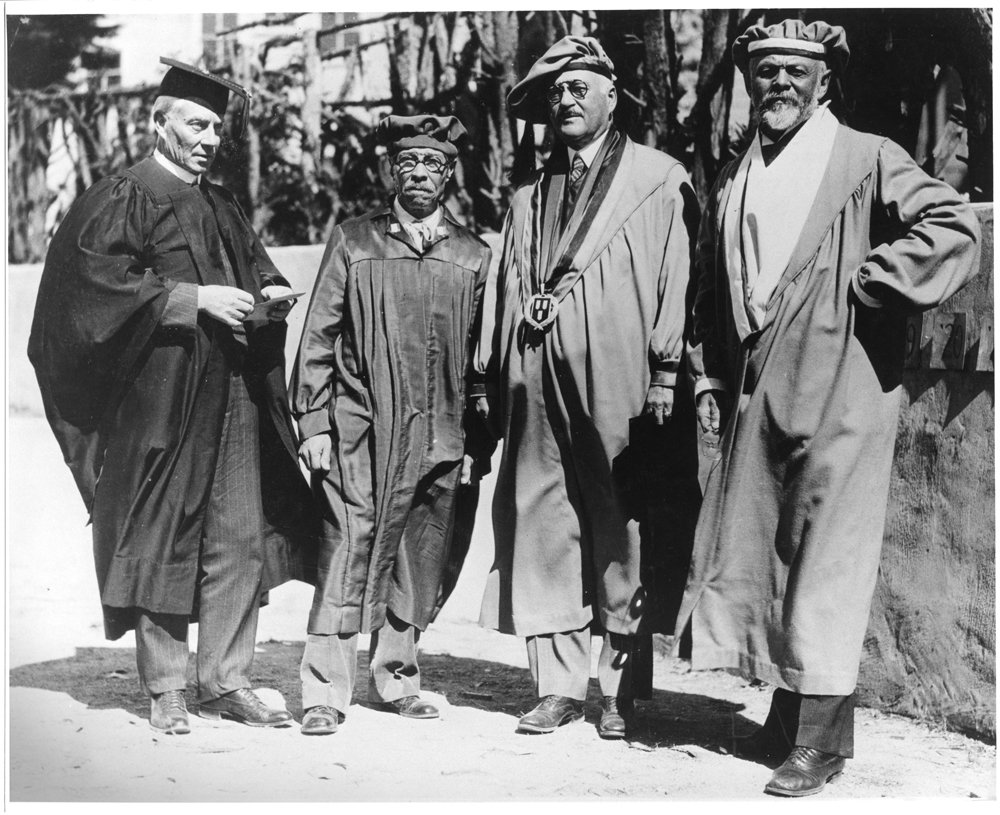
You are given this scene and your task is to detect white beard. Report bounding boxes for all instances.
[759,98,818,137]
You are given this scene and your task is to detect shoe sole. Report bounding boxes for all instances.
[764,770,843,797]
[301,725,338,735]
[371,702,439,719]
[517,711,584,734]
[197,709,293,727]
[598,727,627,740]
[149,722,190,735]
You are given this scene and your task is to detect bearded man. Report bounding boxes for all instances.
[475,36,700,739]
[677,20,980,796]
[29,59,316,734]
[291,115,492,736]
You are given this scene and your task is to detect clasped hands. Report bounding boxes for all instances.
[198,284,298,326]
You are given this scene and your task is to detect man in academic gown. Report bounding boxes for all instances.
[29,59,317,735]
[474,36,700,739]
[677,20,980,795]
[291,115,492,736]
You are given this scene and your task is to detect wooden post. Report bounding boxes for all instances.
[302,25,323,243]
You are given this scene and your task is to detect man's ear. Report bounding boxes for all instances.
[607,84,618,117]
[152,110,167,137]
[817,66,832,99]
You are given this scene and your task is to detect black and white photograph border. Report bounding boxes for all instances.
[4,0,996,806]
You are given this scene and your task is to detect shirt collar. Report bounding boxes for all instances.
[154,149,200,185]
[392,197,443,231]
[567,128,610,169]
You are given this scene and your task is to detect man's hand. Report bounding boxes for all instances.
[198,285,254,327]
[460,454,478,485]
[260,284,298,322]
[474,396,490,422]
[696,391,724,435]
[299,433,332,473]
[643,384,674,425]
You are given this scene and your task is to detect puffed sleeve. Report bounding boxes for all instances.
[648,163,699,388]
[852,139,980,310]
[27,174,179,505]
[687,174,733,398]
[289,225,350,439]
[468,209,513,401]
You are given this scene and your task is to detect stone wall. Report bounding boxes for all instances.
[859,205,995,740]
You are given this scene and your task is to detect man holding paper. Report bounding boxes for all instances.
[29,58,317,735]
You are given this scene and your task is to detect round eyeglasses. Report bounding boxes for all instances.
[394,154,450,174]
[546,80,590,105]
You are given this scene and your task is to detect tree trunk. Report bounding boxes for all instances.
[938,7,993,201]
[689,9,734,206]
[642,9,672,151]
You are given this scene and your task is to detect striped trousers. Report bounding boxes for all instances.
[135,366,265,702]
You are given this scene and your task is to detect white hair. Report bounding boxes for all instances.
[151,95,179,151]
[151,94,179,124]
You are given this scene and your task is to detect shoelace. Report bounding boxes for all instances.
[158,690,186,715]
[306,705,338,717]
[787,746,836,766]
[234,689,269,712]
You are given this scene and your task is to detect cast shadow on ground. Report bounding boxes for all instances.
[10,641,761,757]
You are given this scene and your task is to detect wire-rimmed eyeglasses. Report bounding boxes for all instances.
[546,80,590,105]
[394,154,450,174]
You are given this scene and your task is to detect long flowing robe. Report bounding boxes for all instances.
[28,157,317,639]
[477,133,701,639]
[291,203,492,634]
[677,124,981,695]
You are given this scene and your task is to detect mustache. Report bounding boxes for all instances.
[761,93,799,109]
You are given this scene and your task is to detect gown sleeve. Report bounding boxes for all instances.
[686,174,733,397]
[648,163,699,388]
[469,208,514,403]
[27,174,182,507]
[290,225,350,439]
[852,139,980,310]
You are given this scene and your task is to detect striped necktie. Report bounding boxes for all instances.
[564,154,587,219]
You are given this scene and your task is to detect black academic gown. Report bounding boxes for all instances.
[29,157,317,638]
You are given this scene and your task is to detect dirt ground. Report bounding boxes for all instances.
[7,415,997,805]
[7,625,996,804]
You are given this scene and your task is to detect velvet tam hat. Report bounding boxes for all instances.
[507,35,617,124]
[733,19,850,76]
[376,114,467,158]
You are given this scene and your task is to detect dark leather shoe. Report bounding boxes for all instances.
[198,688,293,727]
[380,695,439,719]
[301,705,342,735]
[598,696,632,739]
[150,690,190,735]
[764,746,846,797]
[517,695,584,734]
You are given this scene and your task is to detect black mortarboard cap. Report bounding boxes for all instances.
[157,57,252,139]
